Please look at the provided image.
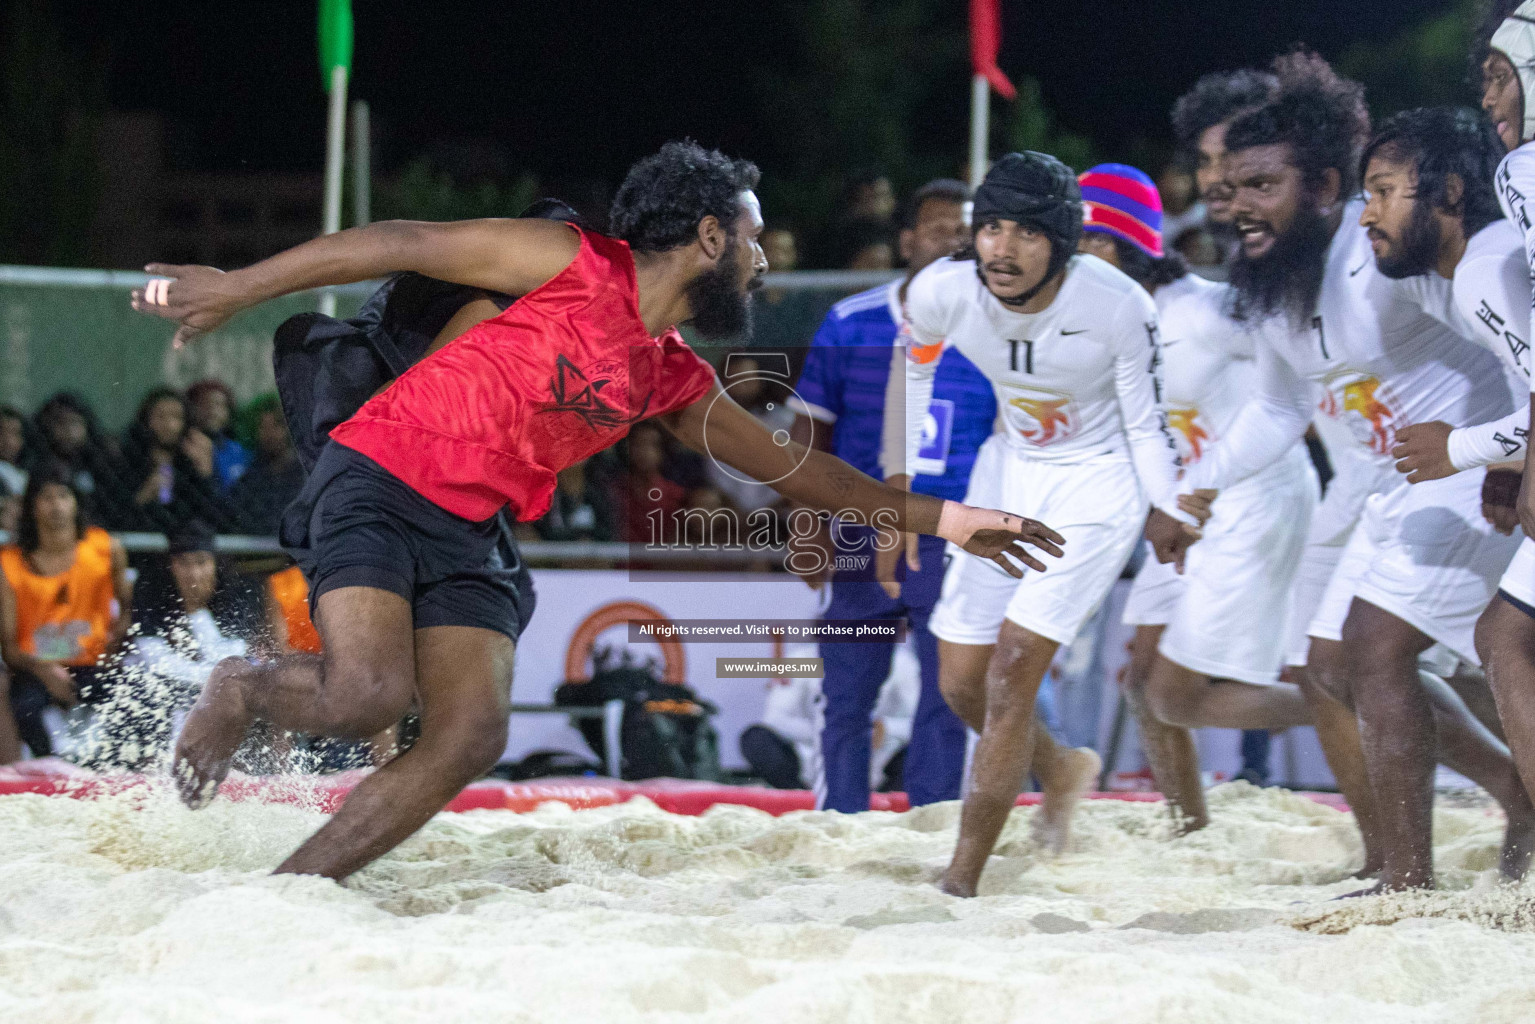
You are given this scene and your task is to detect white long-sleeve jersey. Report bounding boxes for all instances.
[1495,142,1535,394]
[1446,218,1532,470]
[1182,201,1518,508]
[1154,272,1314,491]
[881,253,1182,517]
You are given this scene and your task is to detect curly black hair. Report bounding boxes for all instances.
[609,141,761,253]
[1170,69,1279,157]
[1224,49,1371,199]
[1102,234,1189,291]
[1361,107,1507,239]
[1471,0,1528,83]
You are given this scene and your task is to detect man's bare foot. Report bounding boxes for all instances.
[1032,746,1100,856]
[936,870,978,898]
[1500,802,1535,881]
[172,660,256,809]
[1167,803,1209,836]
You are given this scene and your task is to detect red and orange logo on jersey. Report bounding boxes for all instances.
[1001,384,1079,446]
[1317,372,1399,455]
[1166,406,1211,464]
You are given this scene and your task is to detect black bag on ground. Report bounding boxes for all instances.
[554,660,721,782]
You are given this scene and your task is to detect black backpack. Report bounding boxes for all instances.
[554,651,721,781]
[272,274,511,472]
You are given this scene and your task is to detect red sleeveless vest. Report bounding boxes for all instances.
[331,228,717,521]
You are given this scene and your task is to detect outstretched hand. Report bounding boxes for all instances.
[938,502,1065,577]
[130,264,244,347]
[1146,507,1201,574]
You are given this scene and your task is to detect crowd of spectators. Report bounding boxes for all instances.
[0,382,305,539]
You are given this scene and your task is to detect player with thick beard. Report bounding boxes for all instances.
[130,141,1067,881]
[1090,164,1320,834]
[1183,53,1534,891]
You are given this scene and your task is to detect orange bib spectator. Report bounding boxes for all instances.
[2,526,115,666]
[0,464,130,762]
[268,564,322,654]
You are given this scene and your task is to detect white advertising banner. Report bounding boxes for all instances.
[506,569,824,769]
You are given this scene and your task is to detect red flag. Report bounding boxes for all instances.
[970,0,1016,100]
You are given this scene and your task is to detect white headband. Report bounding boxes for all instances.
[1491,0,1535,144]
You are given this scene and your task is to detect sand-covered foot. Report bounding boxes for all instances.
[936,870,978,898]
[1033,746,1101,856]
[171,663,255,809]
[1499,802,1535,881]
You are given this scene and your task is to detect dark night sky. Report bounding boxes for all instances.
[77,0,1465,186]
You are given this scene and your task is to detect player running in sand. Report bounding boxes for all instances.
[882,151,1213,897]
[1180,54,1533,891]
[131,141,1066,881]
[1090,162,1321,834]
[1470,0,1535,855]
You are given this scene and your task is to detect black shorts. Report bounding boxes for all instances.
[280,442,537,642]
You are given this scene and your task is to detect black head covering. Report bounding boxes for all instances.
[971,151,1083,307]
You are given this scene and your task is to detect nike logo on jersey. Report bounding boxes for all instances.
[1349,261,1368,277]
[1060,328,1088,336]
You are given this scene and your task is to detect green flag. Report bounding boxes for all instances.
[317,0,353,90]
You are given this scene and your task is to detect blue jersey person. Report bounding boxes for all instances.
[792,180,991,811]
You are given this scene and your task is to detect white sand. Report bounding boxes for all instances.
[2,782,1534,1023]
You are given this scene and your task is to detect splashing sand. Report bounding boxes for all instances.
[2,782,1534,1023]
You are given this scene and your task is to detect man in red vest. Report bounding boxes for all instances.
[133,142,1071,881]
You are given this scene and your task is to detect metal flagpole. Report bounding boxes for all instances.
[968,72,989,192]
[318,64,348,317]
[350,99,371,228]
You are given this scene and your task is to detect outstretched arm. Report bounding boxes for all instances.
[130,219,580,345]
[656,381,1065,576]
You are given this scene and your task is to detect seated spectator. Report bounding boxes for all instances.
[843,219,896,270]
[1156,163,1207,248]
[0,406,29,500]
[111,388,237,532]
[129,521,269,689]
[186,379,252,491]
[613,422,687,543]
[116,522,271,767]
[266,562,321,654]
[537,459,616,542]
[31,392,116,508]
[229,394,305,535]
[0,464,129,762]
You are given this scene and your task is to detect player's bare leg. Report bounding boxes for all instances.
[938,637,1098,857]
[1027,721,1100,855]
[1415,667,1535,881]
[172,586,417,807]
[1481,598,1535,848]
[938,623,1058,897]
[1125,625,1207,833]
[1145,656,1311,730]
[1301,639,1384,876]
[276,625,514,880]
[1344,599,1535,891]
[1444,662,1507,743]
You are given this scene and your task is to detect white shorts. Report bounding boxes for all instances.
[1499,535,1535,609]
[930,436,1147,647]
[1124,446,1318,685]
[1306,469,1521,666]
